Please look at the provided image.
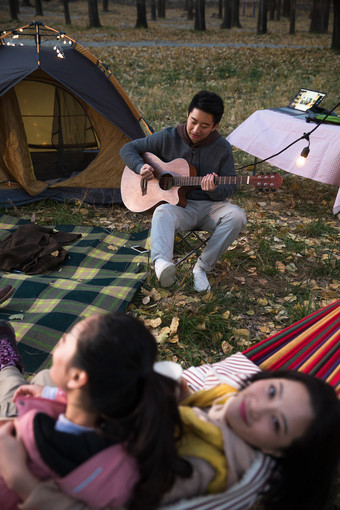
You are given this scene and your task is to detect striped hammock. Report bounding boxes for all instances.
[243,299,340,397]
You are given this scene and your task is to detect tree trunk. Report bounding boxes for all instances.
[136,0,148,28]
[35,0,43,16]
[22,0,30,7]
[194,0,206,30]
[257,0,268,33]
[221,0,231,28]
[289,0,295,35]
[151,0,156,20]
[282,0,290,17]
[321,0,331,33]
[310,0,321,32]
[231,0,242,27]
[331,0,340,50]
[103,0,109,13]
[88,0,101,27]
[276,0,281,20]
[62,0,71,24]
[157,0,166,18]
[269,0,275,20]
[8,0,18,19]
[187,0,194,20]
[310,0,330,33]
[218,0,223,18]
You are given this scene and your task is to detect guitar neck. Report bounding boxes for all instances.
[173,175,249,187]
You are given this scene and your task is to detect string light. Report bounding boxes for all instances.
[296,134,310,167]
[53,44,65,59]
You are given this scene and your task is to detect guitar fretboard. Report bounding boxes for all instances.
[171,176,249,187]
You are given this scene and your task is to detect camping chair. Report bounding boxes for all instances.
[161,299,340,510]
[174,230,212,266]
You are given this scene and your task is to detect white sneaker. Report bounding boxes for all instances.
[154,259,176,287]
[193,268,211,292]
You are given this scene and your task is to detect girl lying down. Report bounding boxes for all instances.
[0,314,339,510]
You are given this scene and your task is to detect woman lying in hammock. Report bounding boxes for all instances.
[0,315,339,510]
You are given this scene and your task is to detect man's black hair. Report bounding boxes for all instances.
[188,90,224,125]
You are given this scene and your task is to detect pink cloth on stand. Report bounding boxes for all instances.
[227,109,340,214]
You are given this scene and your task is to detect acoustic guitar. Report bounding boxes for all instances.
[121,152,283,213]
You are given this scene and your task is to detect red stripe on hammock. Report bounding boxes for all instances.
[243,300,340,361]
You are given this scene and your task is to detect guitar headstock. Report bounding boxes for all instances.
[249,173,283,191]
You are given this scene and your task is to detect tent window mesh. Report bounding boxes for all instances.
[15,80,100,181]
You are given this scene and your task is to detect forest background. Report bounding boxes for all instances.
[0,0,340,506]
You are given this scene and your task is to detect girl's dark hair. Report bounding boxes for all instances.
[71,312,191,510]
[246,370,340,510]
[188,90,224,125]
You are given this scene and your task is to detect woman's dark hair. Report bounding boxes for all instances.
[71,312,191,510]
[246,370,340,510]
[188,90,224,125]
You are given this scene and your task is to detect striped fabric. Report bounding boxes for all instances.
[243,299,340,397]
[162,353,275,510]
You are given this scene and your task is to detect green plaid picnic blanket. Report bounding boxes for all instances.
[0,215,150,376]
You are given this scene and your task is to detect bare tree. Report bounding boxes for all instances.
[282,0,290,17]
[257,0,268,33]
[88,0,101,27]
[8,0,18,19]
[63,0,71,24]
[276,0,281,20]
[231,0,242,27]
[332,0,340,50]
[186,0,194,20]
[151,0,156,20]
[321,0,331,32]
[35,0,43,16]
[157,0,166,18]
[195,0,206,30]
[136,0,148,28]
[289,0,295,35]
[217,0,223,18]
[221,0,231,28]
[310,0,331,34]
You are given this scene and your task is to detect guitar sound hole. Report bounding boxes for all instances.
[159,173,174,191]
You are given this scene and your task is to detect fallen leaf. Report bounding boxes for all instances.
[233,328,250,339]
[169,335,180,344]
[221,341,233,355]
[276,261,286,272]
[155,326,171,344]
[144,317,162,328]
[169,316,180,335]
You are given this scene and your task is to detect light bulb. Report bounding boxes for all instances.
[296,145,310,167]
[296,156,307,167]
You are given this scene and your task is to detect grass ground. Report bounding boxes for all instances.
[1,2,340,507]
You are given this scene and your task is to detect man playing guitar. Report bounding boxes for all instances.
[120,91,246,292]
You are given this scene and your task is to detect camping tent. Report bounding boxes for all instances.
[0,21,151,206]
